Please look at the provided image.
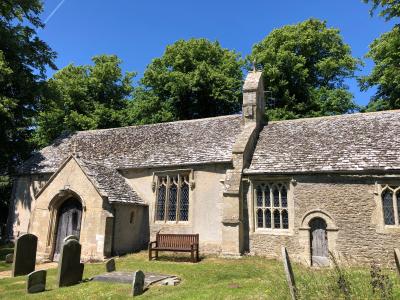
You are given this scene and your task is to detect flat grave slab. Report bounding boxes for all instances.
[92,272,179,286]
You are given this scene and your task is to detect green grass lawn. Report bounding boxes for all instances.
[0,252,399,299]
[0,243,14,272]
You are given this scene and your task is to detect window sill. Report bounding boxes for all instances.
[154,221,191,226]
[253,228,293,236]
[382,225,400,232]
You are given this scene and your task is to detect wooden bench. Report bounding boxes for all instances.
[148,233,199,263]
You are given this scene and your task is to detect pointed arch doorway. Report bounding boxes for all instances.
[53,197,82,260]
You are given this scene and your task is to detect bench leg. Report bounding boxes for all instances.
[196,249,199,262]
[149,248,152,261]
[191,250,195,263]
[155,250,158,260]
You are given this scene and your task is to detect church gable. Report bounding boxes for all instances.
[33,156,105,209]
[35,156,144,206]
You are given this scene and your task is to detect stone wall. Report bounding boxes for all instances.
[248,175,400,266]
[112,204,149,255]
[9,174,50,238]
[122,163,228,254]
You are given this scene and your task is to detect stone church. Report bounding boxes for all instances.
[7,71,400,266]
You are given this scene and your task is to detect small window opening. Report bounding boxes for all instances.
[130,211,135,224]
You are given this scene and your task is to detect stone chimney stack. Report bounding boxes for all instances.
[242,71,265,126]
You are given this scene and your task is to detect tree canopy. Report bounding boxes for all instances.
[125,39,244,125]
[361,0,400,111]
[360,26,400,111]
[33,55,135,147]
[248,18,361,120]
[364,0,400,21]
[0,0,56,172]
[0,0,56,233]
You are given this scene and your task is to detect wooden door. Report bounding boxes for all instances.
[310,218,329,266]
[53,198,82,260]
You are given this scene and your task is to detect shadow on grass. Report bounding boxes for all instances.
[150,254,204,263]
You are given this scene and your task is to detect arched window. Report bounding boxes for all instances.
[273,210,280,229]
[155,174,191,222]
[254,182,289,230]
[179,179,189,221]
[281,187,287,208]
[265,186,271,207]
[256,186,263,207]
[397,191,400,224]
[273,186,280,207]
[282,210,289,229]
[382,189,395,225]
[265,209,271,228]
[155,177,167,221]
[257,209,263,228]
[168,177,178,221]
[130,211,135,224]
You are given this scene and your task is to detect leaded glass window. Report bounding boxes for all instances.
[282,210,289,229]
[257,209,263,228]
[168,178,178,221]
[254,182,289,230]
[155,174,190,222]
[179,180,189,221]
[381,187,400,226]
[155,177,166,221]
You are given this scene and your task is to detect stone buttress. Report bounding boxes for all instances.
[221,71,265,256]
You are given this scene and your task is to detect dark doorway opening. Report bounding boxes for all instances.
[53,197,82,261]
[310,217,329,266]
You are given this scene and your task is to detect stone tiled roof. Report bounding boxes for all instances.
[20,115,243,174]
[246,110,400,174]
[78,159,145,205]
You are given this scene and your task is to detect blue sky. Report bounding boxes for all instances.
[38,0,395,106]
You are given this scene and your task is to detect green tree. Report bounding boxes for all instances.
[0,0,56,172]
[360,27,400,111]
[361,1,400,111]
[126,39,244,124]
[363,0,400,21]
[0,0,56,236]
[34,55,135,147]
[248,18,361,120]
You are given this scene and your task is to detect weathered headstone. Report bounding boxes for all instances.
[106,258,116,272]
[5,253,13,263]
[12,233,37,277]
[394,248,400,276]
[26,270,46,293]
[131,270,145,296]
[64,235,79,243]
[281,246,297,300]
[57,239,84,287]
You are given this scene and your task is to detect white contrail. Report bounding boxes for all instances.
[44,0,68,24]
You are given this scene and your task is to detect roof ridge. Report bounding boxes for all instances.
[76,114,241,134]
[267,109,400,125]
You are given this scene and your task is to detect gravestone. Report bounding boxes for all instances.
[394,248,400,276]
[64,235,79,243]
[131,270,145,296]
[106,258,116,272]
[26,270,46,293]
[57,239,84,287]
[5,253,13,263]
[12,233,37,277]
[281,246,297,300]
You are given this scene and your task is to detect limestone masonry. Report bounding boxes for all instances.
[7,71,400,267]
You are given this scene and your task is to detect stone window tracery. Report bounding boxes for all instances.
[254,183,289,230]
[381,186,400,226]
[155,174,190,222]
